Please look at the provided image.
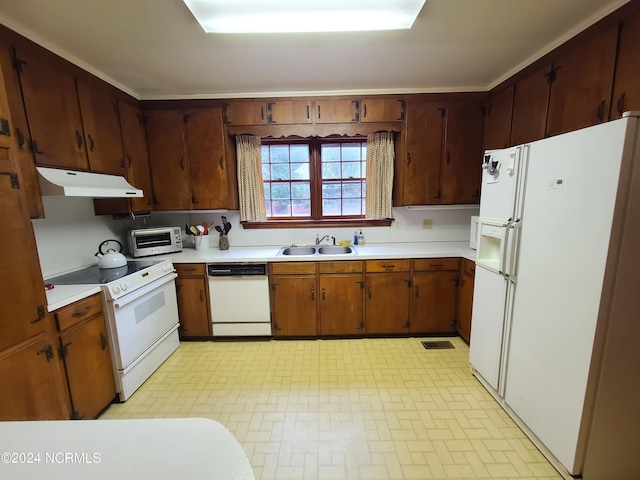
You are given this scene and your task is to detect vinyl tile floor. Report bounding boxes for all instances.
[100,337,562,480]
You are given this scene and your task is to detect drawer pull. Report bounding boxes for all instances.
[100,332,107,351]
[71,306,92,318]
[382,265,395,269]
[430,264,443,268]
[311,288,315,300]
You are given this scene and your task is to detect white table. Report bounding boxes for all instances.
[0,418,255,480]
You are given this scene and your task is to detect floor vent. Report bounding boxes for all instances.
[421,340,455,350]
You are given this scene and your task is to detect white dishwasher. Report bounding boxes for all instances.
[207,263,272,337]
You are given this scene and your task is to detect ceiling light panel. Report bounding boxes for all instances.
[183,0,427,33]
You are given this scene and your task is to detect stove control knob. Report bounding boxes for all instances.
[162,264,171,272]
[113,285,121,294]
[120,283,128,292]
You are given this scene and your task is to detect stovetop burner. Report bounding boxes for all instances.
[48,259,167,286]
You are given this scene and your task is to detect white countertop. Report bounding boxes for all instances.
[45,285,102,312]
[0,418,255,480]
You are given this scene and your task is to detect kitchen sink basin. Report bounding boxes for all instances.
[277,245,357,256]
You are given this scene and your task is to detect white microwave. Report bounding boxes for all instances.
[470,216,479,250]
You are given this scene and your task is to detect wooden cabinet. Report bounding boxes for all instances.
[175,264,211,338]
[223,101,267,125]
[315,99,359,123]
[270,262,317,337]
[13,46,88,170]
[318,261,364,336]
[410,258,459,334]
[146,107,231,211]
[610,9,640,119]
[54,294,115,419]
[483,86,514,150]
[442,101,483,204]
[402,101,445,204]
[457,259,475,344]
[267,100,313,125]
[365,261,411,334]
[361,98,405,122]
[511,64,551,145]
[546,25,618,137]
[76,80,125,175]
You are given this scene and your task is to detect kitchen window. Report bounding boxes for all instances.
[261,137,367,221]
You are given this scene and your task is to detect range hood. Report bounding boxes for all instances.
[37,167,143,198]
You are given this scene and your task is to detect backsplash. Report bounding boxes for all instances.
[31,197,477,278]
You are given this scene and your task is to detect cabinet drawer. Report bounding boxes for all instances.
[461,259,476,276]
[366,260,411,273]
[271,262,317,275]
[318,261,363,274]
[175,263,206,276]
[55,293,103,331]
[414,258,460,272]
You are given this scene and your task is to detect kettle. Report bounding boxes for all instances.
[95,239,127,269]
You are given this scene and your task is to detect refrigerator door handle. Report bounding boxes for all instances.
[503,218,522,279]
[498,224,511,277]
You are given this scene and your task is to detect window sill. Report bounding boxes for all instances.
[241,218,393,229]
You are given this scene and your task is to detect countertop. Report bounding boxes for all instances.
[44,242,476,311]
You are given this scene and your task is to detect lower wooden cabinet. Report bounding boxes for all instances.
[410,258,459,334]
[54,293,116,419]
[365,260,411,334]
[270,262,317,337]
[319,273,364,336]
[457,259,476,343]
[175,264,212,339]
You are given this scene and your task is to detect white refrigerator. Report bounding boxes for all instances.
[469,113,640,480]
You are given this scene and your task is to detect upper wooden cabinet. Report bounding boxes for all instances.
[361,98,405,123]
[546,25,618,137]
[13,47,88,170]
[610,8,640,119]
[511,64,551,146]
[483,86,513,151]
[267,100,312,125]
[223,101,267,125]
[76,80,125,175]
[316,99,359,123]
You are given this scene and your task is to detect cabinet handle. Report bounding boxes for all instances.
[322,288,325,300]
[306,105,310,119]
[75,131,83,148]
[355,281,364,288]
[415,285,419,298]
[406,152,411,165]
[180,158,185,170]
[358,321,365,330]
[88,134,95,152]
[15,128,25,149]
[382,264,395,269]
[430,264,443,269]
[368,287,372,299]
[404,279,412,288]
[183,267,196,272]
[199,290,204,302]
[404,320,410,329]
[446,152,451,165]
[273,322,281,331]
[617,93,626,116]
[311,288,315,300]
[597,100,606,122]
[119,157,125,168]
[127,154,132,168]
[261,106,264,120]
[363,104,367,118]
[192,195,198,204]
[219,156,224,170]
[71,306,92,318]
[472,188,480,198]
[317,105,321,119]
[434,190,441,199]
[100,332,107,351]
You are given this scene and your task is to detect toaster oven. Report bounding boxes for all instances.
[128,226,183,257]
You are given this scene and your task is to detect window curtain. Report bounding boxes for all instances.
[236,134,266,222]
[365,132,394,219]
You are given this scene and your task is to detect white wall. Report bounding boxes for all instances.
[32,197,477,278]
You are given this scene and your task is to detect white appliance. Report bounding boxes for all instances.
[49,259,180,401]
[469,113,640,480]
[469,215,479,250]
[207,263,271,336]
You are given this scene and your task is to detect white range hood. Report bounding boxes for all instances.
[37,167,143,198]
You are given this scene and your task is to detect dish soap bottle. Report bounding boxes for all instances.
[353,230,359,245]
[357,229,365,245]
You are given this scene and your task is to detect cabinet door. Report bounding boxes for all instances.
[482,86,514,150]
[319,274,364,335]
[267,100,313,125]
[184,108,229,209]
[119,100,154,211]
[403,102,445,205]
[0,336,69,420]
[76,80,125,175]
[14,47,88,170]
[411,271,458,334]
[271,276,317,337]
[145,109,191,210]
[546,25,618,137]
[176,277,211,338]
[315,99,359,123]
[60,315,116,419]
[442,102,483,204]
[365,273,411,334]
[0,42,43,218]
[457,261,475,343]
[610,9,640,119]
[223,101,267,125]
[361,98,405,122]
[511,64,551,145]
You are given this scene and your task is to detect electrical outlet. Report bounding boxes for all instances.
[422,218,433,229]
[394,219,401,228]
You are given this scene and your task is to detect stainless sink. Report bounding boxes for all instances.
[277,245,357,256]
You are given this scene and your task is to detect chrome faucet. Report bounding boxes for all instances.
[315,234,330,245]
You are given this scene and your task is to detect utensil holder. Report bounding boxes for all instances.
[195,234,209,251]
[219,233,229,250]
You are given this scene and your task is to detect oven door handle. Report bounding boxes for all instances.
[112,273,178,309]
